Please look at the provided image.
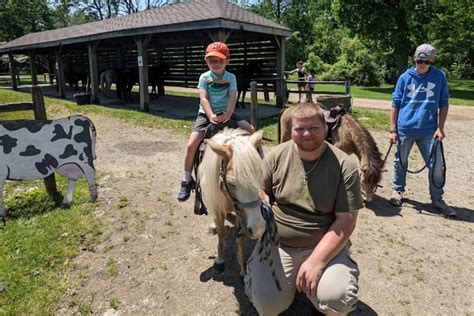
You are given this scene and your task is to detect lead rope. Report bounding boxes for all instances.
[256,203,282,291]
[396,138,446,189]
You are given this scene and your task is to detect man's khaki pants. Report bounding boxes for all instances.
[244,243,359,315]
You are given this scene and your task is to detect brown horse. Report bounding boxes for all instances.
[279,104,385,202]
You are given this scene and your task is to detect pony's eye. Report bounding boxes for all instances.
[226,176,236,186]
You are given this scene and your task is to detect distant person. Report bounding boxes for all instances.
[245,102,362,315]
[305,69,316,103]
[286,61,308,103]
[177,42,256,203]
[389,43,456,217]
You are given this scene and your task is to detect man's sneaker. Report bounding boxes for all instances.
[177,179,195,202]
[389,190,403,207]
[432,199,457,217]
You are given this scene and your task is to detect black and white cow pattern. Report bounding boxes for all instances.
[0,115,97,220]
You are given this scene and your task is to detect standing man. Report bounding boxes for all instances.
[245,102,363,315]
[389,43,456,217]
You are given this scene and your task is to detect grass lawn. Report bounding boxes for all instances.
[286,78,473,106]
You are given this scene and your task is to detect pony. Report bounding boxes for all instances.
[198,128,266,276]
[279,104,384,202]
[149,64,170,99]
[99,69,117,98]
[234,61,263,109]
[65,71,88,91]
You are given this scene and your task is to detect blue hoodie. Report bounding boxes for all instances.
[392,66,449,136]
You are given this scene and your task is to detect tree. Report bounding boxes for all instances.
[332,0,435,77]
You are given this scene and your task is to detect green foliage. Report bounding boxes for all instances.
[308,37,383,86]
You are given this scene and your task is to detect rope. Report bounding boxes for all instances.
[258,203,282,291]
[396,138,446,189]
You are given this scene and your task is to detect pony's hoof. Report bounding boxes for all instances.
[208,225,217,235]
[213,262,225,274]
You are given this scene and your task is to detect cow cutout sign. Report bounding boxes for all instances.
[0,115,97,222]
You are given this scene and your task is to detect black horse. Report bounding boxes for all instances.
[149,64,170,99]
[234,61,263,108]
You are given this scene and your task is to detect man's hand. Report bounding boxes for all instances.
[296,259,324,296]
[389,131,398,144]
[434,128,445,141]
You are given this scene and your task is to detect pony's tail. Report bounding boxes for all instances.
[99,71,105,93]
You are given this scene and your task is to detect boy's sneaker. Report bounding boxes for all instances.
[431,199,457,217]
[389,191,403,207]
[177,179,195,202]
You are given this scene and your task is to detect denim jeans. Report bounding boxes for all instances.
[392,135,445,201]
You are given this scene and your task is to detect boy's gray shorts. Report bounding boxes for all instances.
[192,113,243,132]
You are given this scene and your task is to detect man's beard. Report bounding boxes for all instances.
[294,138,323,152]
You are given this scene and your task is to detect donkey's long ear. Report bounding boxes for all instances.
[206,140,232,160]
[249,130,263,149]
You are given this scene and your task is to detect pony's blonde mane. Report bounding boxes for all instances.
[199,128,262,211]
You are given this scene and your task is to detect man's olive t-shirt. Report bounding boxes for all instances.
[261,141,363,248]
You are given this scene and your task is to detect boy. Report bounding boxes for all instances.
[389,43,455,217]
[177,42,256,202]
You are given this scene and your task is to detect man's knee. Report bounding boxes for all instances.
[312,266,359,315]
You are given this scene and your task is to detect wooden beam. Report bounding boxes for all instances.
[250,80,258,129]
[136,38,149,112]
[8,54,18,91]
[29,52,38,86]
[55,48,66,98]
[0,103,34,112]
[31,86,58,198]
[88,42,100,104]
[275,36,285,108]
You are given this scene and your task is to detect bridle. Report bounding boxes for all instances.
[219,159,261,217]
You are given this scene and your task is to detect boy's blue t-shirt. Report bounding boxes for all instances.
[197,70,237,115]
[391,66,449,136]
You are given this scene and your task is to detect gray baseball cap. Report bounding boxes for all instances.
[415,44,436,60]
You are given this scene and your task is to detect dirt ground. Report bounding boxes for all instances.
[55,101,474,315]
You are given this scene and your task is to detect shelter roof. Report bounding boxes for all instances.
[0,0,291,54]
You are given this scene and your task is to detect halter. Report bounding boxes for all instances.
[219,159,261,215]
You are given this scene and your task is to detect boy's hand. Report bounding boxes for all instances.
[217,112,230,123]
[209,113,220,124]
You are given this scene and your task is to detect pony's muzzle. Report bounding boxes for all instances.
[245,214,265,240]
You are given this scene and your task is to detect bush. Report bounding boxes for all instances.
[316,37,383,86]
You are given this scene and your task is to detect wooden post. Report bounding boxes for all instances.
[55,49,66,98]
[31,86,58,198]
[29,52,38,86]
[136,38,149,112]
[88,42,100,104]
[8,53,18,91]
[275,36,286,108]
[250,80,258,129]
[345,77,351,96]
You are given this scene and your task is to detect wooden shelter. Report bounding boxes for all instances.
[0,0,291,110]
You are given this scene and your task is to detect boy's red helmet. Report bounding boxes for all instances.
[205,42,230,60]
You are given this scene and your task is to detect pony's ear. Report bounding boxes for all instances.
[206,139,232,160]
[249,130,263,149]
